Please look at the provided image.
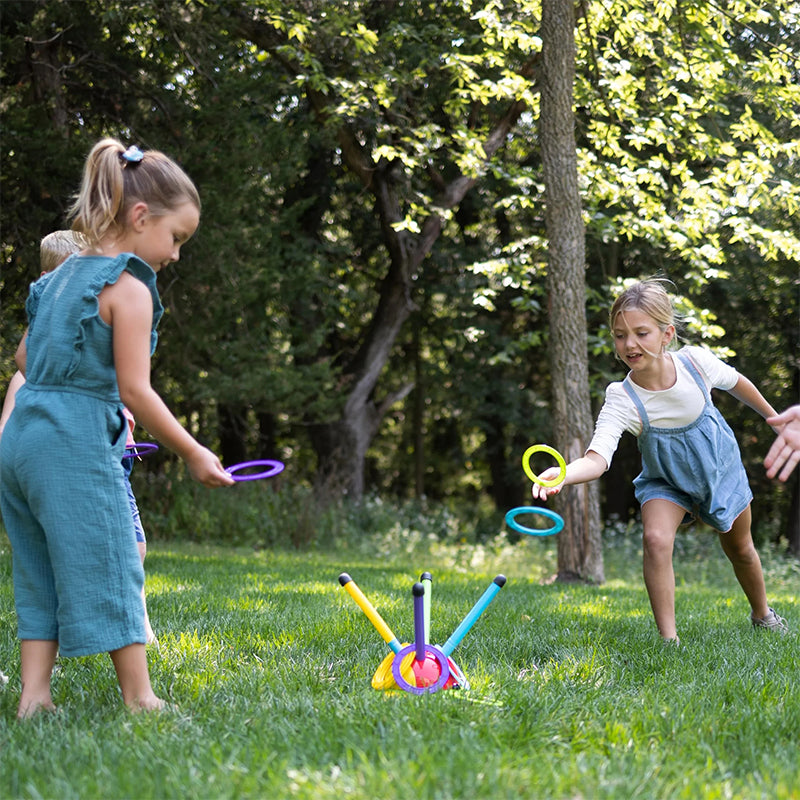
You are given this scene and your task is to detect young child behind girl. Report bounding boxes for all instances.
[1,231,157,645]
[0,232,81,439]
[532,278,788,643]
[0,138,234,717]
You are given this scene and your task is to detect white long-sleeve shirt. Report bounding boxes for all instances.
[587,345,739,470]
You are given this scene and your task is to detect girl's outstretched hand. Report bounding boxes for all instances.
[530,467,564,501]
[186,446,236,488]
[765,405,800,482]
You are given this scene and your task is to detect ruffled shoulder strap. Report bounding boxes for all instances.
[25,271,57,336]
[92,253,164,353]
[57,254,165,364]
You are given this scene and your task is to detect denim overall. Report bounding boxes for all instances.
[623,353,752,532]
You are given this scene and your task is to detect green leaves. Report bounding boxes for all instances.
[577,0,800,276]
[2,0,797,518]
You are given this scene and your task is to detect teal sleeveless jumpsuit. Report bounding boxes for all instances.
[0,253,162,657]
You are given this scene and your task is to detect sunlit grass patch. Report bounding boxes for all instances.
[1,517,798,799]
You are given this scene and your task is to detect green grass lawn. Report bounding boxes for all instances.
[1,527,798,800]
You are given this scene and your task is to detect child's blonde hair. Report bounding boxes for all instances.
[609,278,683,349]
[67,138,200,247]
[39,230,88,272]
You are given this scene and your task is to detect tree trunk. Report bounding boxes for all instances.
[309,417,374,500]
[309,241,416,498]
[540,0,604,583]
[234,11,530,501]
[302,123,527,500]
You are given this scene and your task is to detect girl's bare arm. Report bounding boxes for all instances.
[531,451,607,501]
[103,274,234,488]
[14,331,27,376]
[0,370,26,440]
[727,374,778,424]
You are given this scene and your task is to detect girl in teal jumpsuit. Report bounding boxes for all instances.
[0,138,234,717]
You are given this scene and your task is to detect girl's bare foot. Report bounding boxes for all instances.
[145,617,158,647]
[17,697,58,719]
[126,693,167,713]
[110,642,162,712]
[18,640,59,719]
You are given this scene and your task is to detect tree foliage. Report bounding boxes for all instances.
[2,0,798,546]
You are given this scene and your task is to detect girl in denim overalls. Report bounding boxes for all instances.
[532,279,787,643]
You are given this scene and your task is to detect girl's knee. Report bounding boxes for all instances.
[640,501,682,556]
[719,524,758,561]
[642,526,674,558]
[722,537,759,565]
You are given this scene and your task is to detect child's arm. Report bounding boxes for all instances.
[531,451,607,501]
[0,370,26,441]
[104,273,234,488]
[726,374,778,424]
[14,331,28,376]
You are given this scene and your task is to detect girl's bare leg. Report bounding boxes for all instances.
[641,499,685,640]
[717,506,769,619]
[109,643,165,712]
[18,639,59,719]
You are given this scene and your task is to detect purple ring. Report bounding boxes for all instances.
[225,459,285,482]
[391,644,451,694]
[123,442,159,458]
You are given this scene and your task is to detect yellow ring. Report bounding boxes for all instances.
[371,647,415,690]
[522,444,567,488]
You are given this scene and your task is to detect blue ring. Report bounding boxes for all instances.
[505,506,564,537]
